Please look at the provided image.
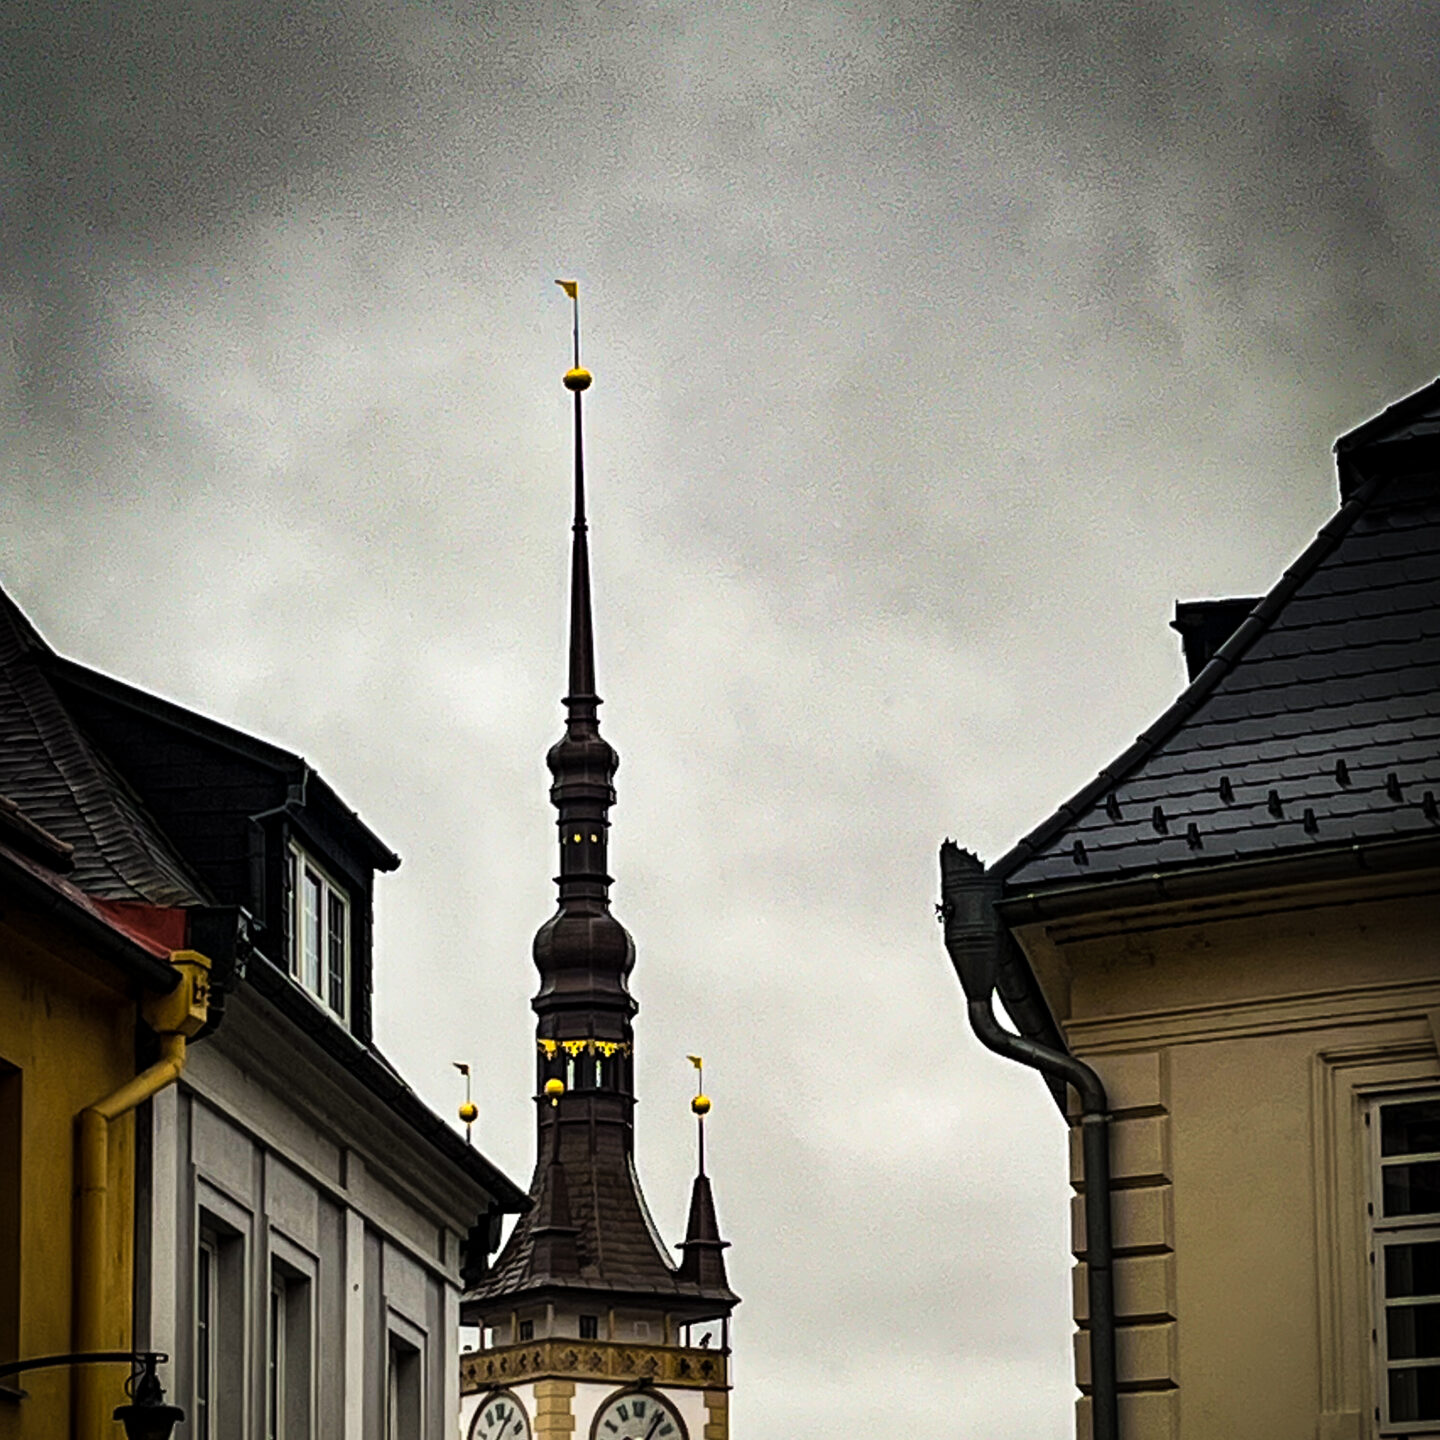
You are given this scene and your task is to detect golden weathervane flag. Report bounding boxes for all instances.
[556,279,579,299]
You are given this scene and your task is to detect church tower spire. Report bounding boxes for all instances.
[462,291,737,1440]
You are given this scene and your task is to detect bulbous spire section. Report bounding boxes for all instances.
[531,337,635,1016]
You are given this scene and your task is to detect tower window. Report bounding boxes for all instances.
[580,1315,598,1340]
[518,1319,534,1342]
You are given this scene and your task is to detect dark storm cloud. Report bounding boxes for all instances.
[5,3,1439,1437]
[9,0,1436,427]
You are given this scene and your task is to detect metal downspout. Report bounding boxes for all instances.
[939,841,1119,1440]
[74,950,211,1439]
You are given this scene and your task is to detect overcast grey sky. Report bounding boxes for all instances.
[4,1,1438,1433]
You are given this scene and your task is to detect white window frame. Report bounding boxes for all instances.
[1369,1090,1440,1434]
[286,842,350,1025]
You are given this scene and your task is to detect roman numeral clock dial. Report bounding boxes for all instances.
[469,1392,531,1440]
[593,1391,684,1440]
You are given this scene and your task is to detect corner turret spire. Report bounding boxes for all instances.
[679,1058,732,1292]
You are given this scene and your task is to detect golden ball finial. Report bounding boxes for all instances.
[544,1078,566,1101]
[458,1101,478,1125]
[563,367,592,392]
[692,1094,711,1116]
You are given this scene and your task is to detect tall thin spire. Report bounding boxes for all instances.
[558,279,598,715]
[464,285,736,1329]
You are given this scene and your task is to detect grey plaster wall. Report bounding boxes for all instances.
[138,989,501,1439]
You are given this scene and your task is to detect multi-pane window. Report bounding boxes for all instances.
[1372,1094,1440,1431]
[268,1260,313,1440]
[196,1213,244,1439]
[287,845,350,1024]
[196,1236,217,1440]
[579,1315,599,1340]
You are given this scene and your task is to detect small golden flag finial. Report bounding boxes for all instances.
[556,278,591,389]
[453,1062,477,1141]
[687,1054,710,1114]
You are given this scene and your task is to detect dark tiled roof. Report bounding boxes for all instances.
[468,1117,737,1313]
[998,385,1440,894]
[0,581,526,1212]
[0,589,209,906]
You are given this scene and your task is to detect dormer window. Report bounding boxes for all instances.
[287,843,349,1024]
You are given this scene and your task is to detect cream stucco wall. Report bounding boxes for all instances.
[1021,869,1440,1440]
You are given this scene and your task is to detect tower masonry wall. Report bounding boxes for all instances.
[460,1379,715,1440]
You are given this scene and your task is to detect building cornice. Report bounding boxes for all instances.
[462,1338,729,1396]
[196,983,526,1227]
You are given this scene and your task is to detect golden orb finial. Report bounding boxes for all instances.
[563,367,592,392]
[544,1077,566,1106]
[458,1101,478,1125]
[692,1093,711,1116]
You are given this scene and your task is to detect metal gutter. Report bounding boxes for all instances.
[939,842,1119,1440]
[997,833,1440,927]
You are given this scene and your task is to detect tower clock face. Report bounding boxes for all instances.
[592,1390,686,1440]
[470,1391,531,1440]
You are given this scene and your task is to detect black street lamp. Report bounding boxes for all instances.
[0,1350,184,1440]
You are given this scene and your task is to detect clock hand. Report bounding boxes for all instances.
[643,1413,663,1440]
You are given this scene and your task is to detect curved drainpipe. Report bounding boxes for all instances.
[939,841,1118,1440]
[74,949,211,1440]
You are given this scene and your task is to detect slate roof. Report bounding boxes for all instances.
[995,380,1440,894]
[468,1117,737,1314]
[0,579,528,1215]
[0,589,209,907]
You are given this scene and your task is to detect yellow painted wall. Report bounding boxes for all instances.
[1027,871,1440,1440]
[0,904,142,1440]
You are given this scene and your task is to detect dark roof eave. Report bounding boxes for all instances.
[1334,376,1440,455]
[46,656,400,872]
[243,956,528,1210]
[464,1276,739,1312]
[997,831,1440,928]
[0,844,182,993]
